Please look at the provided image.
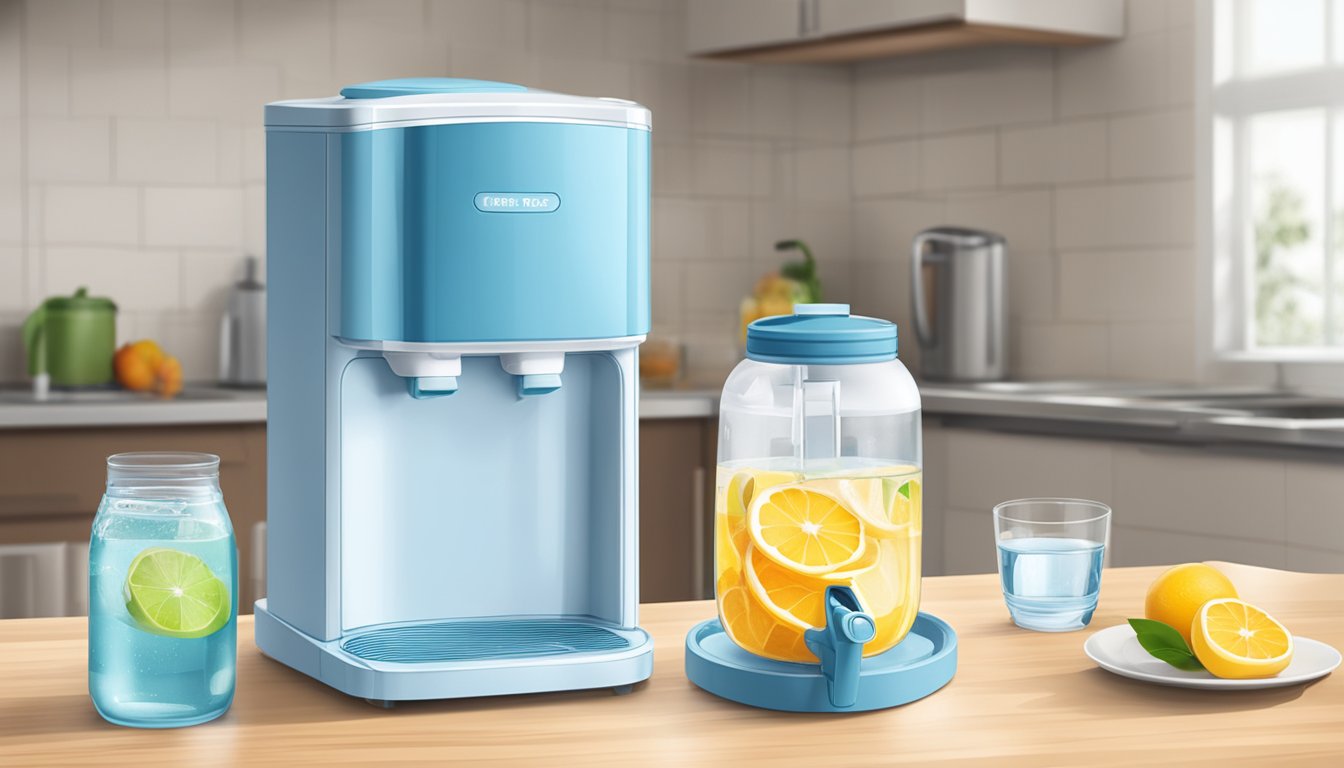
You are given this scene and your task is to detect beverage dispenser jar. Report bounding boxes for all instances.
[685,304,957,712]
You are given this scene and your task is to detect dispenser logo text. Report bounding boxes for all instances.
[473,192,561,213]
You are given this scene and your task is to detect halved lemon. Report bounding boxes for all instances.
[1191,598,1294,679]
[748,484,865,575]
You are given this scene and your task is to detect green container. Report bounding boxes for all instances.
[23,287,118,387]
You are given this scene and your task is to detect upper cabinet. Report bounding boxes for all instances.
[687,0,1125,64]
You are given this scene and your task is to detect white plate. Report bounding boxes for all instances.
[1084,624,1341,690]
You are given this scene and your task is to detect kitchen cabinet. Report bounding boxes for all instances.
[688,0,1123,64]
[638,418,717,603]
[0,424,266,616]
[926,419,1344,577]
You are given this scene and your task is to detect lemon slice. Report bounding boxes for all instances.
[886,477,920,528]
[124,547,230,639]
[833,475,920,538]
[744,545,826,630]
[718,569,812,662]
[1191,598,1294,679]
[748,484,865,575]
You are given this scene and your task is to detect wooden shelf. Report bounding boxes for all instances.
[702,20,1115,65]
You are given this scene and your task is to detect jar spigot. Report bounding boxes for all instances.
[804,586,875,708]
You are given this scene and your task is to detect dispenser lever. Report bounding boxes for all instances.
[517,373,562,397]
[409,376,458,399]
[804,585,875,709]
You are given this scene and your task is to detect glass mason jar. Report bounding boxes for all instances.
[88,452,238,728]
[714,305,922,663]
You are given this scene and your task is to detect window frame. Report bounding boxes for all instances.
[1198,0,1344,371]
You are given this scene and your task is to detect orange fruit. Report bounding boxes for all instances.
[156,355,183,398]
[1145,564,1239,645]
[128,339,165,369]
[114,344,156,391]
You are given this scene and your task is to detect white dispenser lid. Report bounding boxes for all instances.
[264,77,651,131]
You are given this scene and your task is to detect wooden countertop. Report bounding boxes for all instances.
[2,563,1341,766]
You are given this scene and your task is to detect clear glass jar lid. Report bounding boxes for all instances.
[106,452,220,491]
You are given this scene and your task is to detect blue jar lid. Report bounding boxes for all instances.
[340,78,528,99]
[746,304,898,365]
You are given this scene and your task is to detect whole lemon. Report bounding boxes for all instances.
[1145,563,1238,645]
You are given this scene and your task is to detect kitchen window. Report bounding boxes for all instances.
[1205,0,1344,359]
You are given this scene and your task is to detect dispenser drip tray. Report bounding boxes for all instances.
[341,617,633,664]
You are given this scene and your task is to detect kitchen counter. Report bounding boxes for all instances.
[0,386,721,429]
[2,562,1339,765]
[0,387,267,430]
[922,381,1344,453]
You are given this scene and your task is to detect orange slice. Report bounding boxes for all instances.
[748,484,865,575]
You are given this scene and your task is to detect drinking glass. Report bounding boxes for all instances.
[89,452,237,727]
[993,498,1111,632]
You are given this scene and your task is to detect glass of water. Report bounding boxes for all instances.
[994,498,1111,632]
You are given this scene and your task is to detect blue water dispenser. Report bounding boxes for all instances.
[254,78,654,702]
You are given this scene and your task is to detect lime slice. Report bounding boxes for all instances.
[123,547,230,639]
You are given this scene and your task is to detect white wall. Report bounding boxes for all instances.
[848,0,1199,381]
[0,0,855,384]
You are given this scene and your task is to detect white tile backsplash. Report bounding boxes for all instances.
[44,245,180,311]
[1058,31,1171,118]
[0,0,864,383]
[0,245,23,311]
[28,117,111,183]
[1054,181,1195,250]
[168,0,239,68]
[116,118,219,184]
[25,0,101,49]
[1108,109,1194,180]
[109,0,169,51]
[851,139,919,198]
[143,187,242,248]
[919,131,996,191]
[998,120,1107,186]
[70,47,169,117]
[1,0,1206,386]
[917,48,1054,134]
[43,186,139,245]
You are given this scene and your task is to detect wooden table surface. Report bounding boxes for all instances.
[1,562,1341,766]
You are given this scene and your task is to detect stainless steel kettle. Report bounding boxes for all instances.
[219,257,266,387]
[911,227,1007,381]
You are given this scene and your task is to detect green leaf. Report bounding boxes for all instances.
[1128,618,1205,672]
[1147,648,1207,672]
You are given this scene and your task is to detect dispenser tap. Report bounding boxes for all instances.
[500,352,565,398]
[804,585,875,709]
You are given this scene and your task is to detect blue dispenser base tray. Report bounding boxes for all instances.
[685,612,957,713]
[254,599,654,702]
